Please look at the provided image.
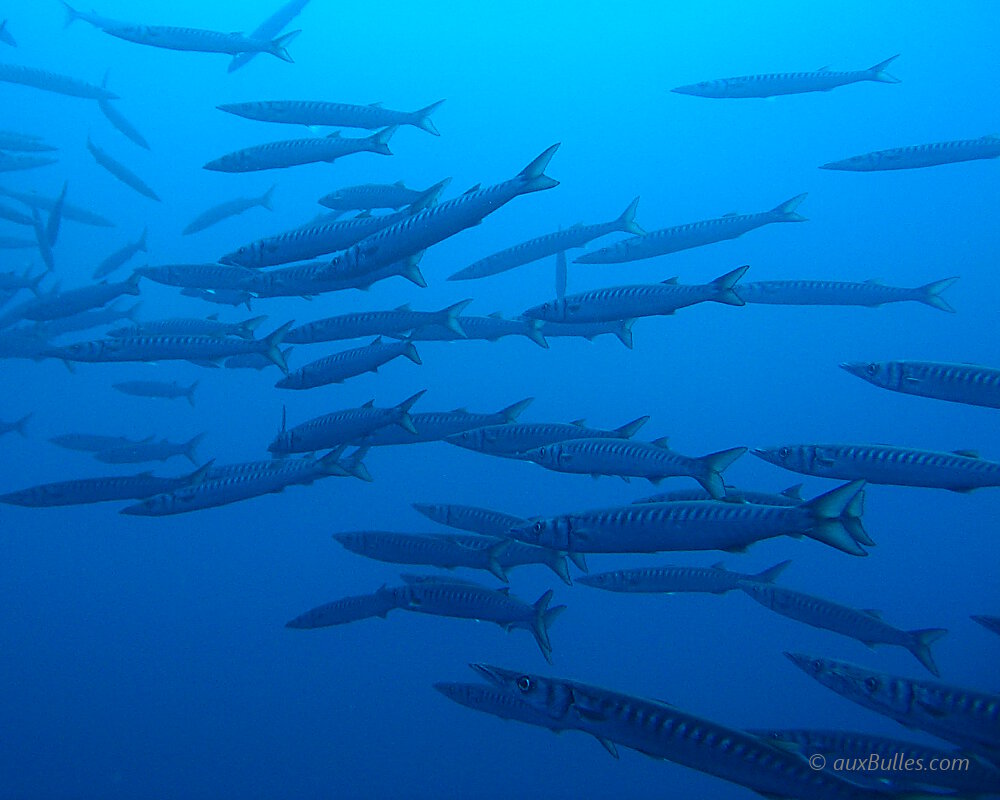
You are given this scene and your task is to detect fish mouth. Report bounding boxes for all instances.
[782,651,814,672]
[749,448,771,459]
[838,362,866,377]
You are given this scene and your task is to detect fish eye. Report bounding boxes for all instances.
[516,676,533,692]
[779,447,790,458]
[538,447,546,457]
[866,363,878,376]
[810,659,823,674]
[864,677,880,692]
[532,521,544,533]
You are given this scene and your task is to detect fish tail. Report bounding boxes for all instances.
[267,29,300,63]
[543,550,573,586]
[125,271,142,294]
[614,415,649,439]
[801,480,871,555]
[525,318,549,349]
[530,589,557,657]
[907,628,947,676]
[409,177,451,212]
[186,381,199,408]
[260,185,276,211]
[399,254,427,288]
[13,411,31,437]
[486,540,511,582]
[499,396,533,422]
[370,125,398,156]
[709,265,750,306]
[412,99,445,136]
[27,270,45,296]
[695,447,747,499]
[395,389,426,434]
[614,318,635,349]
[917,276,958,313]
[566,551,588,572]
[264,321,294,374]
[402,339,421,365]
[752,559,792,584]
[868,54,902,83]
[125,301,142,321]
[59,1,80,28]
[517,144,561,193]
[769,192,809,222]
[616,196,645,235]
[184,432,206,466]
[438,298,473,337]
[239,315,268,340]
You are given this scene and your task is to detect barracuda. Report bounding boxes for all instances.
[319,181,431,211]
[275,336,421,390]
[109,314,266,340]
[389,314,549,349]
[183,187,274,236]
[0,62,117,100]
[86,136,160,201]
[285,586,402,629]
[203,127,395,173]
[446,416,649,458]
[737,277,957,312]
[577,559,790,595]
[349,398,533,447]
[823,135,1000,171]
[842,360,1000,410]
[134,263,258,291]
[218,98,445,135]
[0,274,141,328]
[102,24,298,61]
[537,318,635,348]
[93,229,147,279]
[285,297,470,344]
[634,483,804,505]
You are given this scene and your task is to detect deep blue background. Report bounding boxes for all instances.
[1,1,998,797]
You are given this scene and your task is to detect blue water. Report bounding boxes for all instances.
[2,1,999,797]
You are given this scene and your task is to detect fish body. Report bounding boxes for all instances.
[0,62,116,99]
[203,127,394,173]
[92,229,148,279]
[50,432,153,452]
[103,24,297,61]
[575,196,805,264]
[0,412,30,438]
[634,483,804,506]
[95,433,204,466]
[26,301,140,340]
[412,503,530,539]
[0,152,57,173]
[537,318,634,348]
[183,187,274,235]
[823,135,1000,170]
[350,398,534,447]
[392,314,548,348]
[218,98,444,135]
[318,181,427,211]
[275,337,420,389]
[973,615,1000,637]
[113,380,199,406]
[672,56,900,98]
[577,559,791,595]
[86,136,160,201]
[285,298,470,344]
[447,416,649,458]
[1,274,140,327]
[737,277,958,312]
[0,185,115,227]
[0,131,55,152]
[841,360,1000,410]
[135,263,258,291]
[285,586,401,628]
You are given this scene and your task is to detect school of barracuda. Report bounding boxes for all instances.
[1,4,998,797]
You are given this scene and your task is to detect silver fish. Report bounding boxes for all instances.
[0,62,116,99]
[218,98,444,135]
[102,24,297,61]
[737,277,957,312]
[841,360,1000,410]
[823,135,1000,171]
[183,187,275,235]
[577,559,790,595]
[86,136,160,201]
[203,127,395,173]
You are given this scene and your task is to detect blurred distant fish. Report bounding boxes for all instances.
[229,0,310,73]
[972,615,1000,637]
[318,181,432,212]
[449,197,644,281]
[0,151,57,173]
[0,330,49,361]
[180,287,254,310]
[92,228,148,279]
[0,201,33,226]
[86,136,160,201]
[350,398,534,447]
[575,196,805,264]
[0,274,141,328]
[672,55,900,98]
[0,131,56,152]
[0,268,44,297]
[183,186,275,235]
[0,20,15,46]
[822,135,1000,171]
[113,380,199,407]
[27,301,140,339]
[50,432,154,453]
[737,276,958,312]
[0,185,115,227]
[753,442,1000,492]
[218,98,445,135]
[0,412,30,438]
[285,586,402,629]
[578,560,790,595]
[98,74,151,150]
[30,208,55,271]
[101,23,298,62]
[95,433,205,466]
[109,314,265,340]
[841,360,1000,410]
[0,62,116,99]
[203,126,395,173]
[522,266,748,324]
[276,337,420,390]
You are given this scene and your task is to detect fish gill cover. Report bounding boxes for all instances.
[0,1,998,798]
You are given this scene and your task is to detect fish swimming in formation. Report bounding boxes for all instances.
[0,185,115,227]
[25,301,141,341]
[634,482,805,506]
[318,181,433,212]
[577,559,791,595]
[86,136,160,201]
[447,415,649,458]
[109,314,266,340]
[285,299,471,344]
[672,55,900,98]
[736,276,958,311]
[286,585,403,629]
[203,127,395,173]
[841,360,1000,410]
[412,502,532,540]
[822,134,1000,171]
[218,98,445,135]
[50,432,154,453]
[536,318,635,348]
[92,229,148,279]
[786,652,1000,762]
[0,412,30,439]
[574,196,806,264]
[0,274,141,329]
[0,62,116,99]
[0,200,34,226]
[753,442,1000,492]
[94,433,205,466]
[448,197,644,281]
[112,380,199,407]
[738,580,946,675]
[275,336,421,390]
[182,186,275,235]
[101,24,298,61]
[135,263,258,292]
[228,0,310,73]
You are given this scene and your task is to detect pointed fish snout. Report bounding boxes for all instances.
[469,663,512,686]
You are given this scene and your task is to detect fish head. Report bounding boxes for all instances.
[469,664,575,722]
[221,242,263,269]
[785,652,909,716]
[433,681,568,730]
[750,444,817,474]
[444,427,488,452]
[524,442,571,469]
[670,79,727,97]
[820,152,880,171]
[331,531,366,553]
[840,360,901,391]
[522,298,566,322]
[509,516,571,550]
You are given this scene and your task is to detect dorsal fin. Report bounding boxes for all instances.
[393,180,406,187]
[207,313,219,321]
[450,407,468,413]
[710,561,726,570]
[651,436,670,448]
[362,399,375,408]
[569,418,586,427]
[863,609,883,619]
[953,449,980,458]
[864,278,885,285]
[394,303,411,311]
[661,277,679,285]
[488,311,503,318]
[463,184,481,195]
[369,101,383,108]
[326,130,342,138]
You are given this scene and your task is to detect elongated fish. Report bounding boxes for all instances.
[753,442,1000,491]
[0,412,30,438]
[737,277,958,312]
[522,266,747,324]
[109,314,265,340]
[276,336,420,389]
[0,274,141,328]
[391,313,549,349]
[672,55,900,98]
[434,681,579,736]
[95,433,204,466]
[246,253,427,298]
[113,380,199,407]
[337,145,560,276]
[102,24,297,61]
[449,198,644,281]
[30,208,54,271]
[634,483,805,506]
[228,0,310,73]
[92,229,148,279]
[0,152,56,173]
[0,62,116,99]
[447,416,649,458]
[522,438,746,498]
[218,98,444,135]
[50,432,153,452]
[86,136,160,201]
[203,127,395,173]
[135,263,258,291]
[412,503,531,539]
[59,2,123,29]
[98,72,150,150]
[575,196,805,264]
[285,586,402,628]
[739,580,946,675]
[973,615,1000,637]
[47,322,292,373]
[318,181,430,211]
[786,653,1000,761]
[26,301,140,340]
[841,360,1000,409]
[285,299,471,344]
[511,480,870,557]
[268,390,425,455]
[349,398,534,447]
[747,728,1000,795]
[183,186,275,235]
[0,462,211,507]
[0,185,115,227]
[537,318,635,348]
[823,135,1000,171]
[578,559,790,595]
[0,201,33,226]
[45,183,68,247]
[467,664,899,800]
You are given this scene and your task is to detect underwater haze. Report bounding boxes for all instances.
[1,1,999,798]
